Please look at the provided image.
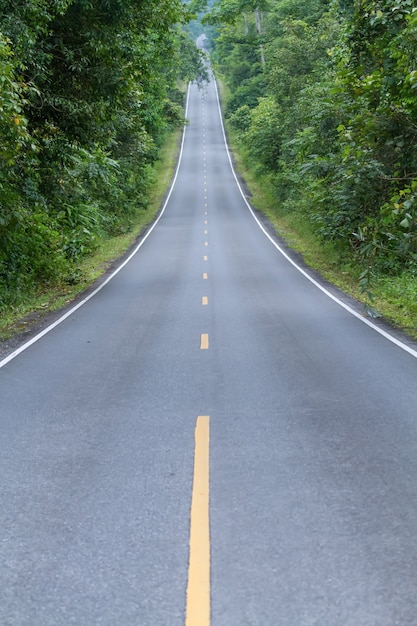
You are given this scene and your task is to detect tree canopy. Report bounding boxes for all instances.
[204,0,417,291]
[0,0,205,309]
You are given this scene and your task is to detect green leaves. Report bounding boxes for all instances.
[212,0,417,288]
[0,34,30,164]
[0,0,200,308]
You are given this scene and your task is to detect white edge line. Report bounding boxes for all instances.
[0,84,192,370]
[212,78,417,361]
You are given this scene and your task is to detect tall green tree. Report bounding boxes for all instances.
[207,0,417,276]
[0,0,205,308]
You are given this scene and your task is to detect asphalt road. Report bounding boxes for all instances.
[1,70,417,626]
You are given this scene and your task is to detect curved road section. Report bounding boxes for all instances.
[1,72,417,625]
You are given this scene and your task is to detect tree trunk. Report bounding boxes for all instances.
[254,8,265,66]
[243,11,249,35]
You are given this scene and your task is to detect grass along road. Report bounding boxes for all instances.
[0,128,183,343]
[222,124,417,340]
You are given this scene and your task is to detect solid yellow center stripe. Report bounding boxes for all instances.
[185,416,210,626]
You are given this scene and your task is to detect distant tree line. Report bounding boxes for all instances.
[0,0,205,310]
[203,0,417,291]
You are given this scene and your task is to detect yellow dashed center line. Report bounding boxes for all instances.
[200,334,209,349]
[202,296,208,306]
[203,273,208,280]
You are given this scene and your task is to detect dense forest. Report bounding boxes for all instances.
[202,0,417,301]
[0,0,205,312]
[2,0,417,320]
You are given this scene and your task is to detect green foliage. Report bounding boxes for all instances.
[210,0,417,286]
[0,34,30,165]
[319,0,417,274]
[243,96,282,171]
[0,0,204,310]
[225,73,266,115]
[228,103,252,132]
